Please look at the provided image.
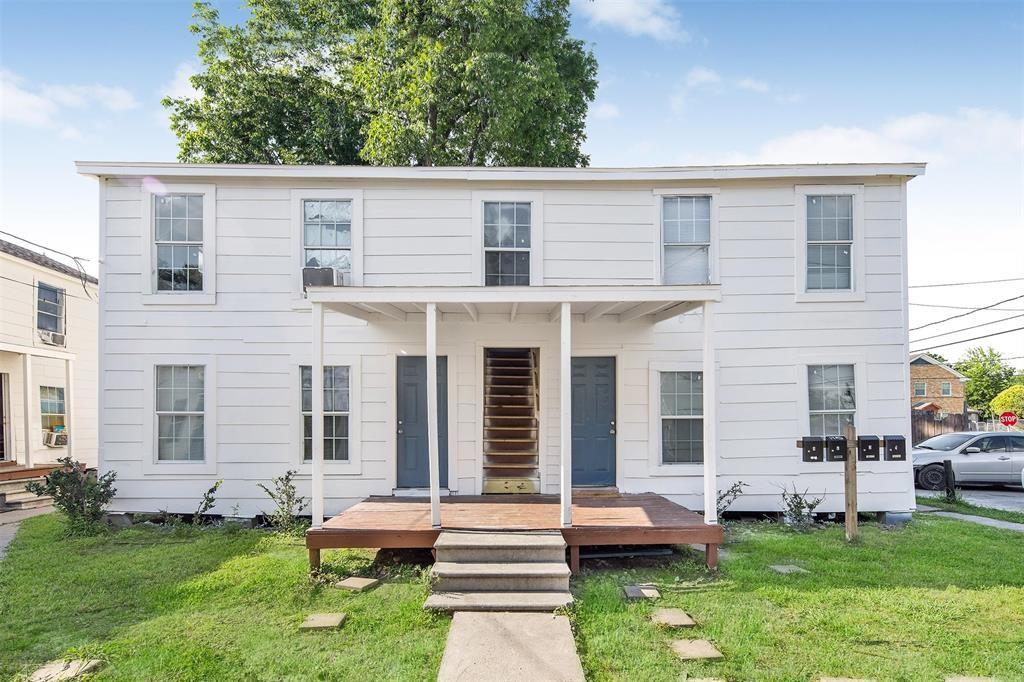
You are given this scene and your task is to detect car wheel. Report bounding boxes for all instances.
[917,463,948,491]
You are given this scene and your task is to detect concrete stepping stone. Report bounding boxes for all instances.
[334,576,379,592]
[623,584,660,600]
[670,639,723,661]
[299,613,346,631]
[29,659,103,681]
[770,564,809,574]
[438,612,584,681]
[651,608,696,628]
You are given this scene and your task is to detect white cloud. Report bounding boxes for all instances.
[572,0,689,42]
[0,69,138,138]
[685,66,721,88]
[591,101,621,120]
[0,69,59,127]
[737,77,770,93]
[40,83,138,111]
[162,62,200,101]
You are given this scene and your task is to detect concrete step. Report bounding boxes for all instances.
[0,478,42,495]
[2,489,48,504]
[2,496,53,511]
[425,590,573,612]
[432,561,570,592]
[435,531,566,563]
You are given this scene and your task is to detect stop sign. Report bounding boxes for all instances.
[1000,411,1019,427]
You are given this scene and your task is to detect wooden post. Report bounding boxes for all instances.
[308,547,321,572]
[702,301,718,524]
[64,358,74,461]
[559,302,572,527]
[426,303,441,528]
[311,302,325,529]
[843,423,858,542]
[22,353,33,467]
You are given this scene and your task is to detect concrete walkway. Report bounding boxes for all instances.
[918,487,1024,513]
[437,612,585,681]
[932,511,1024,534]
[0,506,52,561]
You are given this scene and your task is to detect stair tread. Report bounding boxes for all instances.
[433,561,570,577]
[425,591,573,612]
[436,530,565,548]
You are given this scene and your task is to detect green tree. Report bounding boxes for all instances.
[164,0,597,167]
[954,347,1016,417]
[990,384,1024,418]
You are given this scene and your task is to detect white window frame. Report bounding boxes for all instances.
[941,381,952,397]
[36,281,66,336]
[795,351,868,448]
[291,189,363,302]
[794,185,865,303]
[653,188,719,286]
[141,356,217,475]
[141,183,217,305]
[300,364,351,463]
[289,357,362,475]
[648,360,705,476]
[471,191,544,286]
[914,381,927,398]
[39,385,66,443]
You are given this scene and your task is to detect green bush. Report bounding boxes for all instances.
[990,384,1024,418]
[25,456,117,535]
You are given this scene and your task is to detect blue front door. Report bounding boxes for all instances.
[396,356,449,488]
[571,356,616,487]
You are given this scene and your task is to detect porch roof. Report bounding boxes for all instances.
[305,284,722,323]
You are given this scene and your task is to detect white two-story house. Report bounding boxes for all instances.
[0,239,98,489]
[77,162,922,531]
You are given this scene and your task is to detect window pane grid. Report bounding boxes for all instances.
[663,196,711,285]
[659,371,703,464]
[807,364,856,436]
[37,283,65,333]
[300,365,350,461]
[39,386,66,432]
[155,193,204,292]
[303,200,352,275]
[484,201,531,286]
[806,195,853,291]
[155,365,205,461]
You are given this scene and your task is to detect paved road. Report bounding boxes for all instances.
[917,485,1024,512]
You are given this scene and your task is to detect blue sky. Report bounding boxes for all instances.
[1,0,1022,365]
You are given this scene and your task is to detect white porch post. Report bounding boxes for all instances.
[559,301,572,526]
[426,303,441,527]
[22,353,33,467]
[702,301,718,524]
[64,359,75,460]
[311,301,325,528]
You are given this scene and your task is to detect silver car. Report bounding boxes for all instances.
[913,431,1024,489]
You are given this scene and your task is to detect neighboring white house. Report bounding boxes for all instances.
[76,161,922,522]
[0,239,99,469]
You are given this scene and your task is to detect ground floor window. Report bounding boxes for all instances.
[155,365,205,461]
[660,371,703,464]
[301,365,350,461]
[808,364,856,436]
[39,385,65,437]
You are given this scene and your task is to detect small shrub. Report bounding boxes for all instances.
[778,484,824,531]
[716,480,747,518]
[258,469,309,534]
[25,456,116,535]
[193,479,223,525]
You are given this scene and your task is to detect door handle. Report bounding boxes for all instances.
[610,420,616,435]
[998,456,1010,461]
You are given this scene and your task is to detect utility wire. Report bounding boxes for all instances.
[910,302,1024,312]
[910,325,1024,353]
[0,275,94,301]
[0,228,97,300]
[910,312,1024,345]
[909,276,1024,289]
[909,293,1024,332]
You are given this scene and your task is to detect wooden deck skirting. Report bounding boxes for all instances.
[305,493,723,573]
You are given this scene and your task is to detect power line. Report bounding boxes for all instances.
[910,312,1024,345]
[0,275,95,301]
[909,293,1024,332]
[909,276,1024,289]
[0,228,97,300]
[910,302,1024,312]
[910,325,1024,354]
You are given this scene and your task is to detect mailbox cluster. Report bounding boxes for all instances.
[799,435,906,463]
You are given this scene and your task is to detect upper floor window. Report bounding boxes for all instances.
[303,200,352,277]
[941,381,952,397]
[805,195,853,291]
[662,196,710,284]
[483,201,530,286]
[808,364,856,436]
[301,365,350,461]
[155,365,205,461]
[37,283,65,334]
[913,382,927,397]
[660,371,703,464]
[155,194,204,292]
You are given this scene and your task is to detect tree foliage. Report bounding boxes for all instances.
[990,384,1024,418]
[164,0,597,166]
[954,347,1016,417]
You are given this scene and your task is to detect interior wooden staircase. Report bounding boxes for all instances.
[482,349,540,494]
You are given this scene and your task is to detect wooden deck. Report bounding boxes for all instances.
[306,492,723,572]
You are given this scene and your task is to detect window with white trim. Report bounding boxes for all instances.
[662,196,711,285]
[37,283,65,334]
[808,364,856,436]
[302,200,352,277]
[941,381,952,397]
[155,194,204,291]
[301,365,350,461]
[483,201,531,286]
[660,371,703,464]
[155,365,205,461]
[805,195,853,290]
[913,382,927,397]
[39,386,65,436]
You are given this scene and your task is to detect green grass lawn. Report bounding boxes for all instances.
[917,493,1024,525]
[2,514,1023,681]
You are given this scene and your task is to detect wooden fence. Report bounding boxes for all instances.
[911,411,967,444]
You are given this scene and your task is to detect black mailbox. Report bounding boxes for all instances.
[826,436,847,461]
[884,435,907,461]
[857,435,881,461]
[801,436,825,463]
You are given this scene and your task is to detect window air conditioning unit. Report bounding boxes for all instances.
[44,430,69,447]
[39,330,66,347]
[302,267,348,290]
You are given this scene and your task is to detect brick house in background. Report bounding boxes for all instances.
[910,354,967,415]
